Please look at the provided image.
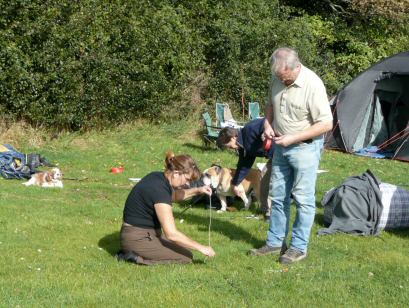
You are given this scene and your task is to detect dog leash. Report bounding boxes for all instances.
[204,192,212,264]
[63,177,89,181]
[179,204,192,215]
[208,193,212,247]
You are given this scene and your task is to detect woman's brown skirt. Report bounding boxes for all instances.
[120,223,193,265]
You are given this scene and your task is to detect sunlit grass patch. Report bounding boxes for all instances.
[1,122,409,306]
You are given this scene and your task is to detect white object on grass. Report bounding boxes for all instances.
[128,178,141,183]
[246,215,260,220]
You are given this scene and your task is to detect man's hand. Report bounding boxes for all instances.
[274,135,297,147]
[264,104,274,139]
[263,121,275,140]
[233,185,245,197]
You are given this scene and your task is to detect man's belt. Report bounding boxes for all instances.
[265,137,313,148]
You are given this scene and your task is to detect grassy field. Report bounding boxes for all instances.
[1,121,409,307]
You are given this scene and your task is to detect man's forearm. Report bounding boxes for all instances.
[293,121,333,142]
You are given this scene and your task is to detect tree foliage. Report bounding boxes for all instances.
[351,0,409,20]
[281,0,409,21]
[0,0,408,129]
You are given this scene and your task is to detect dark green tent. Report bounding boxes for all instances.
[325,51,409,162]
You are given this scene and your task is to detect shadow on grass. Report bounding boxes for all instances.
[315,213,326,228]
[385,228,409,237]
[98,232,120,256]
[98,211,265,256]
[315,206,409,237]
[175,211,265,248]
[182,142,219,152]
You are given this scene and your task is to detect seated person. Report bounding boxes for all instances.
[216,118,274,219]
[119,151,215,265]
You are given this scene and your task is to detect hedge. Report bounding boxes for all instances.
[1,0,408,129]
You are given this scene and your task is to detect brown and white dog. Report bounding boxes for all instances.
[202,165,261,211]
[22,167,63,188]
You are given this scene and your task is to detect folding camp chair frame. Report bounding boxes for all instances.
[202,112,221,147]
[248,101,261,120]
[215,102,246,127]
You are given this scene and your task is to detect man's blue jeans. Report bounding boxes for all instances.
[267,138,324,252]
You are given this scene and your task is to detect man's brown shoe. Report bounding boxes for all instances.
[248,243,287,256]
[279,248,307,264]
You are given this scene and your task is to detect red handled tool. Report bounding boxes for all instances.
[264,138,272,151]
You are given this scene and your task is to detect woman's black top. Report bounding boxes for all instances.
[123,172,172,229]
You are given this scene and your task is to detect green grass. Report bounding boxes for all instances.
[1,121,409,307]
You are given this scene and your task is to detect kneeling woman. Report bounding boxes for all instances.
[120,152,215,265]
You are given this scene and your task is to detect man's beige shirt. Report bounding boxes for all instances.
[268,65,333,136]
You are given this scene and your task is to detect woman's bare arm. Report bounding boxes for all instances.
[154,203,215,257]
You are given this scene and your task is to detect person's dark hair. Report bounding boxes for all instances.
[216,127,238,149]
[165,151,200,180]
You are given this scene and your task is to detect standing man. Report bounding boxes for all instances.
[216,118,274,219]
[250,47,333,264]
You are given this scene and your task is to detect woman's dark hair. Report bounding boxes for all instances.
[216,127,238,149]
[165,151,200,180]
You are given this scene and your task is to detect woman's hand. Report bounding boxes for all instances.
[199,245,216,257]
[173,185,212,201]
[155,204,216,256]
[198,185,212,196]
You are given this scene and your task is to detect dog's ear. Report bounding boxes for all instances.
[211,164,222,173]
[46,173,52,182]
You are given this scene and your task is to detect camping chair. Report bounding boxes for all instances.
[202,112,221,147]
[216,102,231,126]
[248,102,260,120]
[215,102,244,128]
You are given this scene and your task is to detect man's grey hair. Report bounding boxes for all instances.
[269,47,300,73]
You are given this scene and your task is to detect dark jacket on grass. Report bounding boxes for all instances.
[318,170,383,236]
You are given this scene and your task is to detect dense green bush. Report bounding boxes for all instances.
[0,1,204,129]
[0,0,408,129]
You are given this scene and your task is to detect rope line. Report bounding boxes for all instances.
[331,96,339,116]
[331,120,339,135]
[392,137,409,160]
[378,128,406,149]
[208,195,212,247]
[323,98,338,142]
[204,194,212,263]
[378,126,409,150]
[325,120,339,141]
